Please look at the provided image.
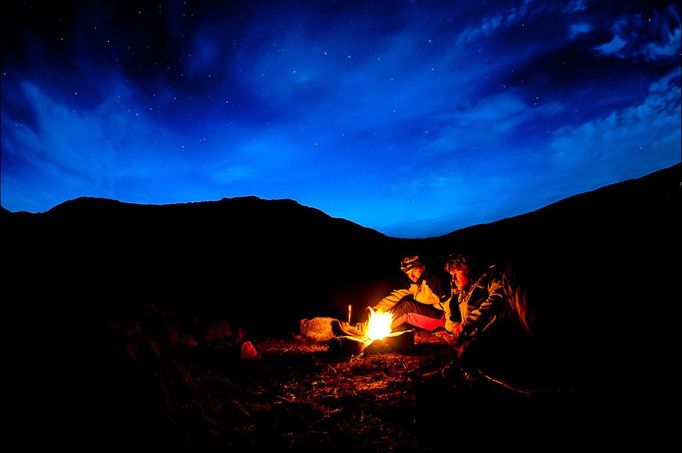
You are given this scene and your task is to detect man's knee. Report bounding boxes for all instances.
[388,300,419,318]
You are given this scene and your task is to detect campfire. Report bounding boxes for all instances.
[301,307,415,355]
[327,307,414,355]
[365,307,393,342]
[361,308,414,353]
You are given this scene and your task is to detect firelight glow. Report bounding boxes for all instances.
[366,308,394,342]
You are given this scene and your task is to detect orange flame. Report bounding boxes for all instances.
[366,307,393,341]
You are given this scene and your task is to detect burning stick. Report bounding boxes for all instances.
[347,304,352,324]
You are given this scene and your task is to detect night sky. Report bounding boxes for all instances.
[2,1,680,237]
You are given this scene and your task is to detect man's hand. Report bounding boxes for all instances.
[435,323,463,347]
[451,322,464,346]
[434,329,453,345]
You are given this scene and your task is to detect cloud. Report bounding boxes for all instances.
[419,91,564,158]
[641,6,681,60]
[561,0,589,15]
[550,68,681,175]
[569,22,593,38]
[594,4,681,61]
[1,78,189,209]
[377,67,681,236]
[5,82,116,184]
[455,0,531,46]
[228,11,507,158]
[594,34,627,54]
[454,0,590,46]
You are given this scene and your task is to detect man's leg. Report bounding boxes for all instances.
[389,300,444,331]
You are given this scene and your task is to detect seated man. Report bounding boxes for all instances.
[444,252,532,375]
[372,256,453,332]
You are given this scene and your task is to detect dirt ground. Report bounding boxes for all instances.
[73,323,591,451]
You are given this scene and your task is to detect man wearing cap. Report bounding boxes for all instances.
[372,255,454,332]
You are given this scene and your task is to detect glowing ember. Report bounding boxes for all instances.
[366,307,393,341]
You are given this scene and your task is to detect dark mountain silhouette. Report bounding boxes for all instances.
[3,163,679,450]
[5,195,404,332]
[4,164,679,339]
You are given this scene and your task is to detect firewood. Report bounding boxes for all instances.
[328,335,366,355]
[364,330,414,354]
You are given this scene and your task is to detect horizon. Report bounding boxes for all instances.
[2,0,680,237]
[4,162,676,239]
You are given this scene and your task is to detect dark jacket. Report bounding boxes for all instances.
[454,265,506,340]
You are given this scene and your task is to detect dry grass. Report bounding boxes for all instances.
[76,316,583,451]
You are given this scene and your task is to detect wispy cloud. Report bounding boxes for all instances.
[455,0,591,46]
[569,22,593,38]
[414,91,564,160]
[594,4,681,61]
[1,79,190,209]
[551,68,681,176]
[374,68,681,236]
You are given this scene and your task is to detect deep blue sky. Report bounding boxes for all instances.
[2,0,680,237]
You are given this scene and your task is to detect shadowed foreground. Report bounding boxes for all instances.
[67,311,593,452]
